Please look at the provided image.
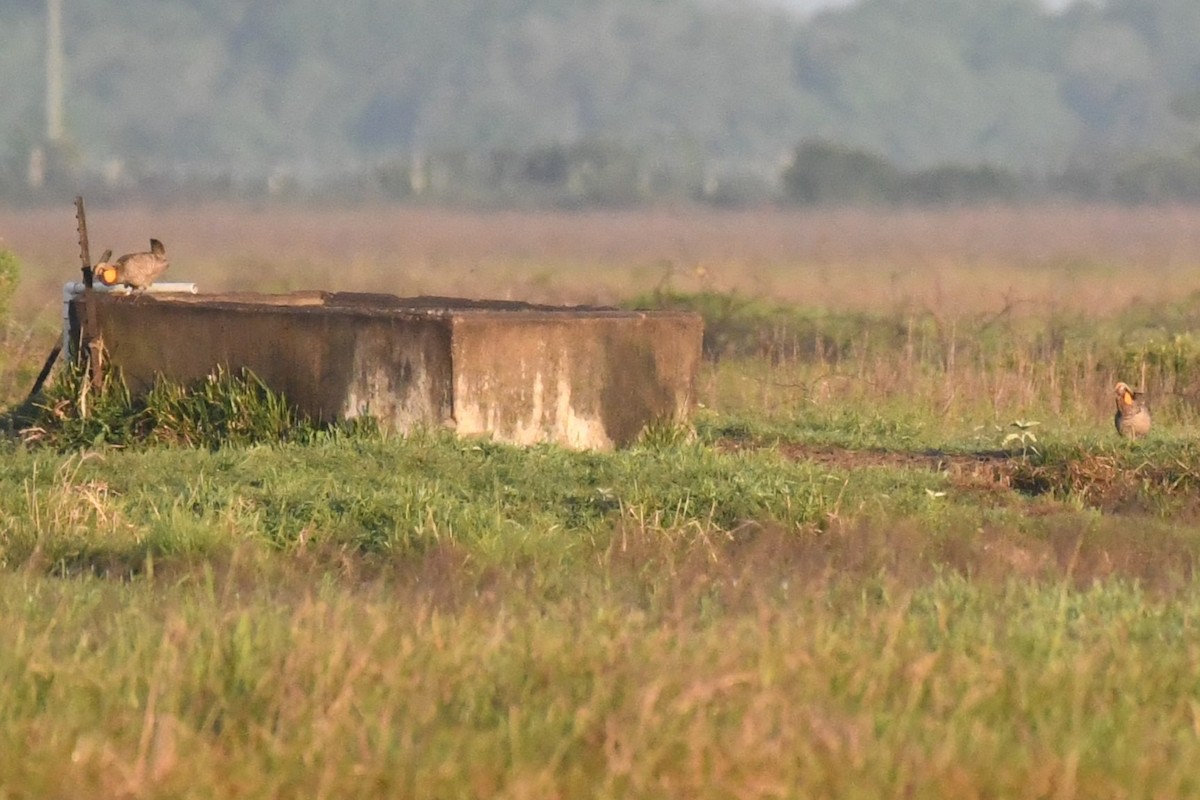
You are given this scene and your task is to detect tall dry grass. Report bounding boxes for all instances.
[5,203,1200,319]
[5,518,1200,799]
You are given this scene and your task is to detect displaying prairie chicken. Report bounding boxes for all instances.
[1113,381,1151,439]
[95,238,169,291]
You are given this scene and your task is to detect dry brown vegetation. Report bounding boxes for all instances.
[5,203,1200,319]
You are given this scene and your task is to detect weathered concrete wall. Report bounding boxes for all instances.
[450,313,701,448]
[71,291,702,449]
[78,294,454,427]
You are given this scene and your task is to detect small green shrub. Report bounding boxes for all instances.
[21,363,323,450]
[0,248,18,323]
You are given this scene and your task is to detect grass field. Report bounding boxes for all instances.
[3,204,1200,797]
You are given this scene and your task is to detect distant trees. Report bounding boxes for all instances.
[781,141,1018,206]
[4,0,1200,206]
[357,139,702,208]
[781,142,901,205]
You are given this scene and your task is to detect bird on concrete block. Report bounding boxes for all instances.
[1113,381,1151,439]
[96,238,169,291]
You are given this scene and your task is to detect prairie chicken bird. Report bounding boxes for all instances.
[1113,381,1151,439]
[96,238,169,291]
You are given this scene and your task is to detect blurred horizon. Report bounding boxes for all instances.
[3,0,1199,208]
[758,0,1080,13]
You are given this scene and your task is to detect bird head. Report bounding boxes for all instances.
[95,263,120,286]
[1114,381,1136,409]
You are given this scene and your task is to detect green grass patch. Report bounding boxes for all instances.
[0,429,962,577]
[17,363,325,450]
[6,287,1200,796]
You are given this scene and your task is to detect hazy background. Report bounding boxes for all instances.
[763,0,1079,13]
[3,0,1199,206]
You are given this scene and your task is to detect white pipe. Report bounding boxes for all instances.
[62,281,198,295]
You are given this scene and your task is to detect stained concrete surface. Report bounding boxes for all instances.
[69,291,702,449]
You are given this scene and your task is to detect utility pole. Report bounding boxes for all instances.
[46,0,64,143]
[30,0,64,188]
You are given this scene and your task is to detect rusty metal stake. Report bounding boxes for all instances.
[75,195,105,402]
[27,343,62,399]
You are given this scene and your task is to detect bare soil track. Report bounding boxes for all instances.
[716,438,1200,514]
[717,437,1021,488]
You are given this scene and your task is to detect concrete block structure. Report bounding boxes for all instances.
[68,291,703,449]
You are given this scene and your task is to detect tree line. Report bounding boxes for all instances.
[3,0,1200,206]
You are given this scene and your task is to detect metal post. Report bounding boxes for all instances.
[75,195,91,284]
[74,196,104,395]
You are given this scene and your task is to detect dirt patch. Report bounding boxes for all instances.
[716,437,1200,514]
[1009,455,1200,515]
